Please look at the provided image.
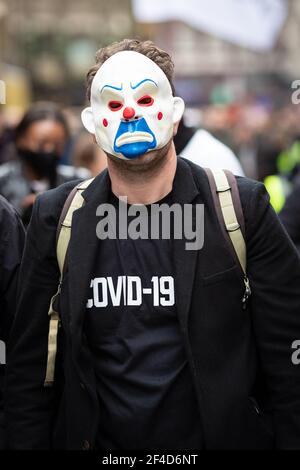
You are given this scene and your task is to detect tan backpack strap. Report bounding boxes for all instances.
[223,170,245,238]
[44,177,94,387]
[204,168,247,275]
[56,178,94,274]
[44,290,60,387]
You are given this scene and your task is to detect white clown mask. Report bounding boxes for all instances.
[81,51,185,160]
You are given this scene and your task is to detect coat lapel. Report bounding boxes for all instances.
[171,158,200,331]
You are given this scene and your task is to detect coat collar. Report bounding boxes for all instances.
[80,156,199,205]
[171,158,201,331]
[80,167,111,203]
[171,156,200,204]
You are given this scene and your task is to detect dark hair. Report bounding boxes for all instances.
[15,102,70,142]
[86,39,175,102]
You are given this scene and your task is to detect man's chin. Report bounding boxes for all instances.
[106,140,172,174]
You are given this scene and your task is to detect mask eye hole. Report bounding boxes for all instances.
[108,101,123,111]
[137,95,154,107]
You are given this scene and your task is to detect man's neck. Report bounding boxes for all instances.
[107,142,177,205]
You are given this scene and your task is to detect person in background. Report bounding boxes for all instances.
[279,171,300,253]
[0,103,90,225]
[264,135,300,213]
[72,130,107,177]
[0,115,15,165]
[174,118,245,176]
[0,196,25,449]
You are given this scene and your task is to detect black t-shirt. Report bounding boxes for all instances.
[84,190,203,450]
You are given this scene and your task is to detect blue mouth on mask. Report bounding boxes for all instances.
[113,117,157,159]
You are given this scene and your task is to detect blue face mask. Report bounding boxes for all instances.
[113,117,157,159]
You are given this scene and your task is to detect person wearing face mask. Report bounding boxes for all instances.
[0,103,90,225]
[5,39,300,451]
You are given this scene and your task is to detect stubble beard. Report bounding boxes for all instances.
[106,139,173,183]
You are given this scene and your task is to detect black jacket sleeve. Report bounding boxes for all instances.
[239,178,300,449]
[0,196,25,343]
[4,182,78,449]
[0,196,25,449]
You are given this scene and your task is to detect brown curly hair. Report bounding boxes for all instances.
[86,39,175,102]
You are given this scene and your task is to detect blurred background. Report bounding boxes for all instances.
[1,0,300,222]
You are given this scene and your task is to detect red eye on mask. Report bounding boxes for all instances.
[137,96,154,107]
[108,101,123,111]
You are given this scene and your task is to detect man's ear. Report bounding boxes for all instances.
[173,120,180,137]
[81,107,95,134]
[172,97,185,124]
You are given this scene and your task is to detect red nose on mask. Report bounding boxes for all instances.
[123,107,135,120]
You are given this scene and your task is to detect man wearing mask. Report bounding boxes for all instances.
[5,39,300,450]
[0,103,90,225]
[0,196,25,449]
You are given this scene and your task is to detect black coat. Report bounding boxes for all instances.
[5,157,300,450]
[0,196,25,448]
